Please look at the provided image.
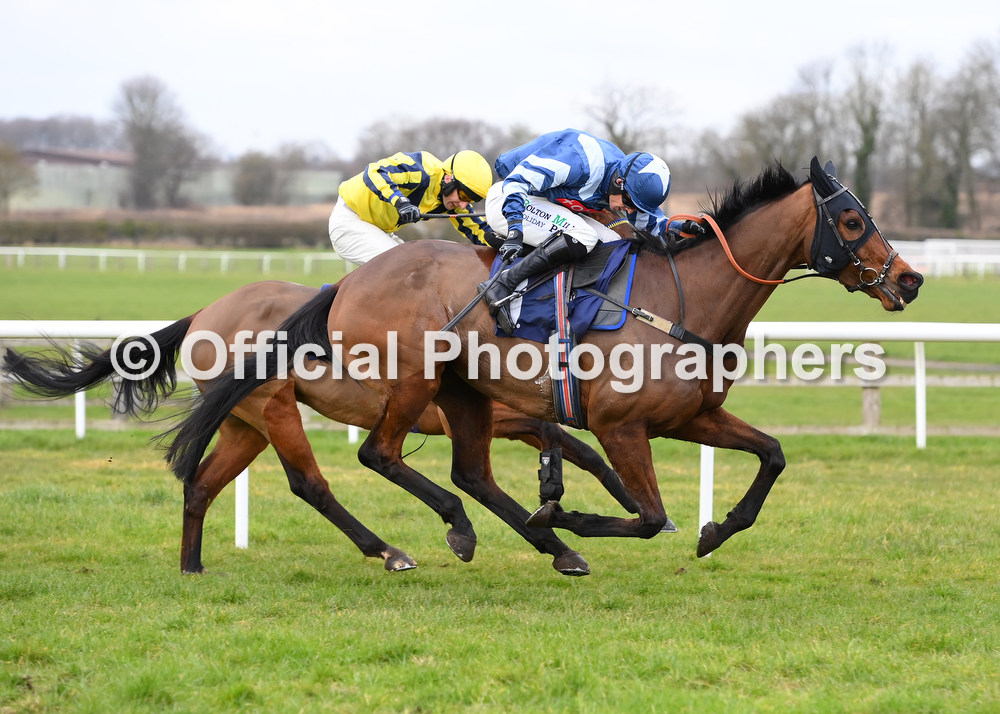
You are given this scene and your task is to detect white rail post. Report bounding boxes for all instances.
[235,468,249,549]
[915,341,927,449]
[699,445,714,556]
[348,425,360,444]
[73,340,86,439]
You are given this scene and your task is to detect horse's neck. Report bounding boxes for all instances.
[652,187,815,344]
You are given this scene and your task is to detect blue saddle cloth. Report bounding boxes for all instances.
[488,240,636,342]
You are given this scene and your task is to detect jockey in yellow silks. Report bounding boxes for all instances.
[329,150,498,265]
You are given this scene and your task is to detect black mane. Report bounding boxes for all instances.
[635,160,804,255]
[706,160,802,231]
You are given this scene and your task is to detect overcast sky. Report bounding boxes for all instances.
[3,0,997,159]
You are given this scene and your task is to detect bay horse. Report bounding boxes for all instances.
[3,280,634,574]
[161,157,923,571]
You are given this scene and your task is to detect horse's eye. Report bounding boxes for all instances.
[845,218,863,231]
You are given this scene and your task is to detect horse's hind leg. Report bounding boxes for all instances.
[261,380,417,571]
[526,422,671,539]
[182,416,269,574]
[436,373,590,576]
[668,407,785,558]
[357,374,478,562]
[491,405,640,515]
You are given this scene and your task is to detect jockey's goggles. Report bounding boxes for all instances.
[447,180,483,203]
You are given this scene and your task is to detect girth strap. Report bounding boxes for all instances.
[580,286,718,353]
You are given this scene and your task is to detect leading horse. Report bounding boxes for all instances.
[162,157,923,572]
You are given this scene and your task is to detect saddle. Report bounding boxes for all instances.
[486,240,640,429]
[486,240,639,343]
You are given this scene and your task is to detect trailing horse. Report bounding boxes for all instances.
[162,157,923,572]
[4,281,631,575]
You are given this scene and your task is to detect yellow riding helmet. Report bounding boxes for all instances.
[443,150,493,202]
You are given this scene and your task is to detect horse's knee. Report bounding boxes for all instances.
[761,436,785,474]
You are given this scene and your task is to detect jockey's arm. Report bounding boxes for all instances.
[364,152,427,208]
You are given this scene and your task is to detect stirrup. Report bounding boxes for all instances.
[494,304,516,336]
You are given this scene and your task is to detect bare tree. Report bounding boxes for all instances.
[232,151,278,206]
[699,61,842,185]
[584,83,672,155]
[844,46,890,206]
[352,117,517,174]
[114,76,201,208]
[0,141,37,214]
[886,61,939,226]
[937,43,1000,229]
[0,115,122,151]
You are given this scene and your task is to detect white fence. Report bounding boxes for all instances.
[2,319,998,550]
[0,246,352,275]
[891,239,1000,277]
[4,240,1000,278]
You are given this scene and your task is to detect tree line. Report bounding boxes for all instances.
[1,40,998,230]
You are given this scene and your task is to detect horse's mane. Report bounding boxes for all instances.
[635,160,804,255]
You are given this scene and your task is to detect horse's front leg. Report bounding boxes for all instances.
[435,372,590,576]
[666,407,785,557]
[356,373,479,563]
[527,422,671,538]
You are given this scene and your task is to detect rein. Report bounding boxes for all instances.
[668,212,815,286]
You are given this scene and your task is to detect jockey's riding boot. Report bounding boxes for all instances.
[478,234,589,336]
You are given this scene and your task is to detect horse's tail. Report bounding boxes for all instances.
[2,316,194,417]
[161,284,340,485]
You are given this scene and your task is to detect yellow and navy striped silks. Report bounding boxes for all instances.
[337,151,492,245]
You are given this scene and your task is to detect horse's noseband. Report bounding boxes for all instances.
[810,160,896,291]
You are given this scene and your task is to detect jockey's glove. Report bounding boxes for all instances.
[396,199,421,225]
[482,229,504,250]
[499,228,524,261]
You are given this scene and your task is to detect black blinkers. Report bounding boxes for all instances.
[809,157,879,277]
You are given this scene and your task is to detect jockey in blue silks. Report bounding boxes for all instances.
[479,128,672,336]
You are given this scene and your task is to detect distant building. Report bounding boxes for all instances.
[11,148,341,210]
[14,148,131,210]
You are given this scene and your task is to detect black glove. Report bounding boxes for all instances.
[499,228,524,262]
[482,229,504,250]
[396,199,421,225]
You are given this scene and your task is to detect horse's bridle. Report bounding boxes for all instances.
[809,159,898,292]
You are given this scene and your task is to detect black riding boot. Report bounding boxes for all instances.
[478,234,589,336]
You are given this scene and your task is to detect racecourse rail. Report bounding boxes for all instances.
[3,239,1000,277]
[2,319,998,552]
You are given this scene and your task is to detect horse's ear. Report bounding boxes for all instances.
[809,156,836,194]
[823,161,838,179]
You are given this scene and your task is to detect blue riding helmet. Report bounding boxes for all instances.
[619,152,671,214]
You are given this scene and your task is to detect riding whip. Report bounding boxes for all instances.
[440,256,513,332]
[420,212,487,219]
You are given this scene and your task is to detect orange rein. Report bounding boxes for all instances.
[669,213,790,286]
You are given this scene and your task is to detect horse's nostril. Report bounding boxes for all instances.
[899,271,924,290]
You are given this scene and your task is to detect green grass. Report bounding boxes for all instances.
[1,429,998,712]
[0,257,349,321]
[1,252,999,711]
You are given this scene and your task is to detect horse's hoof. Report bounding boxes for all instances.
[553,550,590,576]
[446,529,477,562]
[526,500,562,528]
[383,547,418,572]
[697,521,720,558]
[660,515,678,533]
